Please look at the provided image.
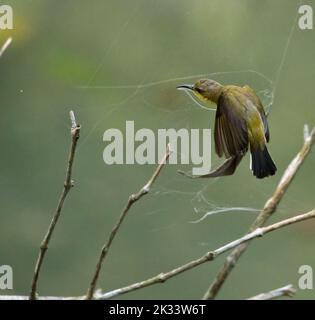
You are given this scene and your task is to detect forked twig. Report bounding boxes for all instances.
[29,111,81,300]
[95,209,314,299]
[85,144,173,299]
[1,209,313,300]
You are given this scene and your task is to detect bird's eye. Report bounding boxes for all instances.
[195,87,201,93]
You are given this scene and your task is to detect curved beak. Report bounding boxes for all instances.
[176,84,194,91]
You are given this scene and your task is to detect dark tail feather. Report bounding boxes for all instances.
[250,145,277,179]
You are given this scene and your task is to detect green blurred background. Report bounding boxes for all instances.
[0,0,314,299]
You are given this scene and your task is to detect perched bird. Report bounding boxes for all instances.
[177,79,276,179]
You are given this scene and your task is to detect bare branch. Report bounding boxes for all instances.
[1,208,313,300]
[202,125,315,300]
[29,111,81,300]
[247,284,296,300]
[0,37,12,58]
[96,208,314,300]
[85,144,173,299]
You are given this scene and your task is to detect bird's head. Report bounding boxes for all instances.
[176,79,223,104]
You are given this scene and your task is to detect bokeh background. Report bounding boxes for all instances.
[0,0,314,299]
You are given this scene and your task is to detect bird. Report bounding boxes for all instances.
[176,79,276,179]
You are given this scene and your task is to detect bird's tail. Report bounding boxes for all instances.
[250,145,277,179]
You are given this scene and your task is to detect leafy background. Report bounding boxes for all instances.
[0,0,314,299]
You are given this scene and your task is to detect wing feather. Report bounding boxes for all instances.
[243,85,270,142]
[214,92,249,158]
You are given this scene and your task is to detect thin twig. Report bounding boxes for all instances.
[0,37,12,58]
[247,284,296,300]
[29,111,81,300]
[202,125,315,300]
[95,208,314,299]
[85,144,173,299]
[1,209,313,300]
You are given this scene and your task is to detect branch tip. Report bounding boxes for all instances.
[304,124,310,142]
[248,284,296,300]
[69,110,78,128]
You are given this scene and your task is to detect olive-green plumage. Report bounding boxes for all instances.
[177,79,276,179]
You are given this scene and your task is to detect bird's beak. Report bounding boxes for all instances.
[176,84,194,91]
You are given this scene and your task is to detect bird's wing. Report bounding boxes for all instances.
[196,154,245,178]
[243,85,269,142]
[177,154,245,178]
[214,91,249,158]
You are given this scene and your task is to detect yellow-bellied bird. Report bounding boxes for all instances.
[177,79,276,179]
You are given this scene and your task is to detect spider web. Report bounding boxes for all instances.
[75,0,301,230]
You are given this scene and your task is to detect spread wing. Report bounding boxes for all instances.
[243,85,269,142]
[214,92,249,158]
